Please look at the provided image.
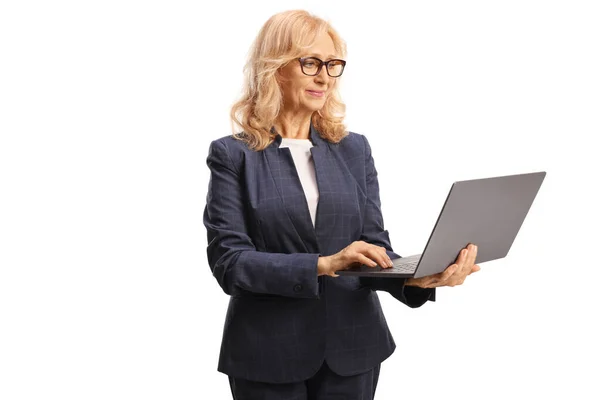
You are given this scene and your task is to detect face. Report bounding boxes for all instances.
[277,31,341,115]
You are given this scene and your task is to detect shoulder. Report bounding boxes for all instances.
[206,133,263,175]
[332,130,371,159]
[338,130,365,146]
[209,133,248,153]
[207,133,253,160]
[205,135,242,174]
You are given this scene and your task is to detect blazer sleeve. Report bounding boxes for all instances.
[203,139,321,299]
[358,134,436,308]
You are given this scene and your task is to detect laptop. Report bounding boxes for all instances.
[336,171,546,279]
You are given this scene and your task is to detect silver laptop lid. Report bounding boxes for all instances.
[414,171,546,278]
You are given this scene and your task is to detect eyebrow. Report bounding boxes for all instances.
[306,53,340,59]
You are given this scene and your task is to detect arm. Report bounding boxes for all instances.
[203,139,321,299]
[357,134,435,308]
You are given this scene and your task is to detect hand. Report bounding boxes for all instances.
[317,240,394,277]
[405,244,481,288]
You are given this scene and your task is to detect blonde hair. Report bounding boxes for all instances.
[230,10,348,151]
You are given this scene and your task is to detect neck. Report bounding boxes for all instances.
[275,109,313,140]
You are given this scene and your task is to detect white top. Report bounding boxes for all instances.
[279,138,319,228]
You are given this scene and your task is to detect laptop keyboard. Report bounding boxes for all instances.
[389,259,419,273]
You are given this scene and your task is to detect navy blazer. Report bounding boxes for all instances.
[203,122,435,384]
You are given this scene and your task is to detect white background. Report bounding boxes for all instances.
[1,1,599,399]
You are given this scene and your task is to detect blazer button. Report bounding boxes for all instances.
[293,284,303,293]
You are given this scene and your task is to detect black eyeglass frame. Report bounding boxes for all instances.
[297,57,347,77]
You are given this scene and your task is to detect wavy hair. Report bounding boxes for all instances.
[230,10,348,151]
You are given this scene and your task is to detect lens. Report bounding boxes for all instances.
[327,60,344,77]
[301,58,320,75]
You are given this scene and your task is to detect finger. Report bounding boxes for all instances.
[457,245,478,278]
[458,247,469,262]
[429,272,451,288]
[371,246,392,268]
[456,248,469,272]
[448,251,479,283]
[377,246,394,268]
[422,269,452,288]
[356,253,378,268]
[440,264,459,282]
[451,262,475,284]
[445,275,463,287]
[350,242,390,268]
[467,244,478,267]
[468,264,481,275]
[457,246,473,275]
[366,247,392,268]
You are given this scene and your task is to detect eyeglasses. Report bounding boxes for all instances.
[298,57,346,77]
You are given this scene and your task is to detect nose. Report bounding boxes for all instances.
[314,65,330,85]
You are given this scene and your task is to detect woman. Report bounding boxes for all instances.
[203,9,480,400]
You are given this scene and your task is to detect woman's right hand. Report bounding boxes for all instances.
[317,240,395,277]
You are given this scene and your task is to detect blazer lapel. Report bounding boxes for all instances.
[308,124,333,248]
[263,127,320,253]
[309,124,362,253]
[262,121,359,255]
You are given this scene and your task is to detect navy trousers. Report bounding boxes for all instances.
[227,360,381,400]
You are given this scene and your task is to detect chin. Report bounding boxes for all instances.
[306,106,324,113]
[305,99,327,109]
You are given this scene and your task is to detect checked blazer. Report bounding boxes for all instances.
[203,121,435,384]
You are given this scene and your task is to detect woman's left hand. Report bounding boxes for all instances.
[405,244,481,289]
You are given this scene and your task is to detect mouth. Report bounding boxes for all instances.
[306,90,325,98]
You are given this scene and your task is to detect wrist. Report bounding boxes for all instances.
[405,278,417,287]
[317,256,332,276]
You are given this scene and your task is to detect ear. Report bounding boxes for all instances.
[275,67,286,83]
